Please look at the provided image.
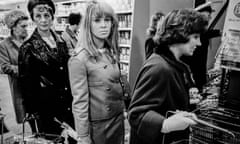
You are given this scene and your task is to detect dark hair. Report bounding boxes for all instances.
[198,5,215,13]
[68,13,82,25]
[27,0,55,20]
[146,11,165,37]
[156,8,208,46]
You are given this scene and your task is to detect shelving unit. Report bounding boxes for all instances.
[0,10,10,41]
[104,0,134,78]
[118,19,132,75]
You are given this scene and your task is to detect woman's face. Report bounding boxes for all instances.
[91,16,112,40]
[32,5,53,32]
[12,19,28,39]
[179,33,201,56]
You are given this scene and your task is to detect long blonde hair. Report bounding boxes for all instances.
[78,0,119,62]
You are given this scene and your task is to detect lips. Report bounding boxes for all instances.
[100,31,109,34]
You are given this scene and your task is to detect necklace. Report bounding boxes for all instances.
[42,35,57,48]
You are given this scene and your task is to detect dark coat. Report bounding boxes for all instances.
[18,29,74,134]
[0,37,26,123]
[128,52,194,144]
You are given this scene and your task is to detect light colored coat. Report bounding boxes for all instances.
[68,48,125,144]
[0,37,25,123]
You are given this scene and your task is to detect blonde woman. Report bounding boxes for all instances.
[68,1,125,144]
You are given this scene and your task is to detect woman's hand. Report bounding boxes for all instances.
[161,111,197,133]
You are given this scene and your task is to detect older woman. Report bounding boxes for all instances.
[128,9,209,144]
[18,0,74,138]
[68,1,125,144]
[0,10,28,124]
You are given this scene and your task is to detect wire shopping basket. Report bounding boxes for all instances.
[191,107,240,144]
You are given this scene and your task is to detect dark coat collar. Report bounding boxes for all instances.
[26,28,68,64]
[31,28,63,43]
[159,48,195,88]
[160,48,190,73]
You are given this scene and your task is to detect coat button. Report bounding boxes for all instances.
[104,65,107,69]
[60,67,63,70]
[106,106,111,111]
[64,87,68,90]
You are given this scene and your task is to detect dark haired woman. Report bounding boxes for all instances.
[128,8,209,144]
[18,0,74,139]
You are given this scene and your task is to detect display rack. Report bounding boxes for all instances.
[54,0,87,33]
[104,0,134,78]
[0,10,10,41]
[117,6,133,77]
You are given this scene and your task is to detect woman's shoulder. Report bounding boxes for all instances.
[144,54,171,73]
[145,54,167,66]
[21,38,33,50]
[70,47,90,61]
[0,37,16,47]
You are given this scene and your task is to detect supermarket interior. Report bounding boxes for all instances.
[1,0,240,144]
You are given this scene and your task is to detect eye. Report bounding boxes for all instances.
[35,14,41,19]
[21,24,27,28]
[93,18,101,22]
[104,17,112,22]
[193,34,200,39]
[44,13,51,19]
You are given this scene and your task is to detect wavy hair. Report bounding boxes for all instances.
[146,11,165,38]
[155,8,208,46]
[78,1,119,62]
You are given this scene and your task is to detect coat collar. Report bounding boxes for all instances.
[31,28,63,43]
[27,28,68,64]
[5,36,20,50]
[160,48,195,88]
[160,49,190,73]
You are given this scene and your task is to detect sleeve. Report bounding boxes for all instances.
[68,56,90,140]
[18,43,40,113]
[128,63,168,143]
[0,43,18,77]
[61,32,74,52]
